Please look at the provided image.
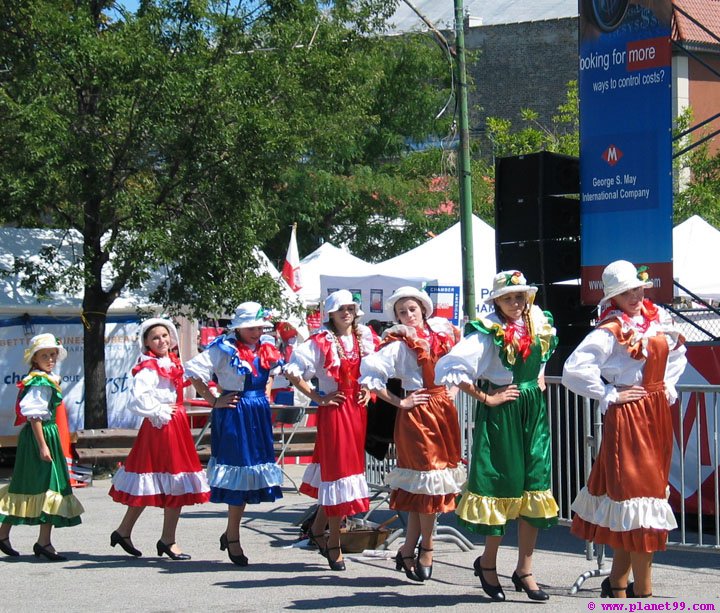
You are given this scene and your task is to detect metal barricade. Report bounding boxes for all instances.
[669,384,720,551]
[363,378,720,567]
[541,377,720,593]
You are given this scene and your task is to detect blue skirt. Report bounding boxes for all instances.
[207,389,283,505]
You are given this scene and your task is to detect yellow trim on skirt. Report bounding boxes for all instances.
[456,489,559,526]
[0,486,85,520]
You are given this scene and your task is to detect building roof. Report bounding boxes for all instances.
[383,0,578,35]
[673,0,720,47]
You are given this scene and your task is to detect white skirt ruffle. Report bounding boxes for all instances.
[301,463,369,507]
[385,465,466,496]
[207,458,283,492]
[112,469,210,497]
[571,487,678,532]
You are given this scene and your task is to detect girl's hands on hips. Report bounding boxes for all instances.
[399,389,430,410]
[485,384,520,407]
[214,391,239,409]
[317,391,345,407]
[616,385,647,404]
[357,388,371,406]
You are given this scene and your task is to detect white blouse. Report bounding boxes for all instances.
[562,308,687,414]
[285,325,375,393]
[434,306,550,387]
[128,358,177,428]
[19,382,56,421]
[360,318,456,391]
[184,336,281,392]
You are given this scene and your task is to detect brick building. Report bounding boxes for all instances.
[385,0,720,155]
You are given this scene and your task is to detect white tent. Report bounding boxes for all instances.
[373,215,497,318]
[673,215,720,302]
[0,227,164,314]
[318,215,497,323]
[298,242,375,305]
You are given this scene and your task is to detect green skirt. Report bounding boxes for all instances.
[0,421,84,527]
[456,383,558,536]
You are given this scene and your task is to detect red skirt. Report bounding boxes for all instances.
[109,405,210,508]
[299,393,369,517]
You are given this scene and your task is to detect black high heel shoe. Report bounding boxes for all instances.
[326,546,346,571]
[220,533,248,566]
[415,545,433,581]
[473,556,505,601]
[600,577,627,598]
[33,542,67,562]
[156,540,191,560]
[110,530,142,557]
[395,549,422,581]
[0,537,19,557]
[512,571,549,601]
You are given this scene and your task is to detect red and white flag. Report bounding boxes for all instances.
[281,223,302,292]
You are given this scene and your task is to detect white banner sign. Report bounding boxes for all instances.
[0,319,143,436]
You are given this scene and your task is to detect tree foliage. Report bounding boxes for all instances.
[0,0,453,425]
[673,109,720,227]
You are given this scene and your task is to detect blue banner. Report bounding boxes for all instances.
[579,0,673,303]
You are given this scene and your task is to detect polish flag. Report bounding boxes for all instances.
[281,223,302,292]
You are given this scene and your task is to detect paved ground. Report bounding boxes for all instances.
[1,464,718,612]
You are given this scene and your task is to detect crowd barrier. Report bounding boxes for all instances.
[364,377,720,584]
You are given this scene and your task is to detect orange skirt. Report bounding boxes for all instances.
[571,386,677,552]
[387,387,465,514]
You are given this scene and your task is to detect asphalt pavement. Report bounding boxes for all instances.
[1,464,718,612]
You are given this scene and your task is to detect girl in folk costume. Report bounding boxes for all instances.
[562,261,687,599]
[435,271,559,601]
[285,290,375,571]
[186,302,284,567]
[109,318,210,560]
[0,334,84,561]
[359,287,466,582]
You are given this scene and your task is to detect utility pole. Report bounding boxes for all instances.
[454,0,475,319]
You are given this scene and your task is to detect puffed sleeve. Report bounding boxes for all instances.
[359,342,403,390]
[128,369,174,428]
[434,332,494,387]
[284,338,320,381]
[660,310,687,404]
[358,324,377,356]
[561,328,619,414]
[184,350,214,383]
[19,386,52,421]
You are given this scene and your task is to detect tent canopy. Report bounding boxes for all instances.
[374,215,497,316]
[298,242,374,305]
[0,227,163,314]
[672,215,720,302]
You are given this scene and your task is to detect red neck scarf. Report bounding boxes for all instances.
[234,339,283,376]
[415,324,455,359]
[503,319,532,361]
[598,298,659,333]
[132,351,186,403]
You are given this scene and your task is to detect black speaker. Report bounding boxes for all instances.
[496,151,579,203]
[497,238,580,285]
[495,152,580,244]
[496,196,580,243]
[542,284,596,327]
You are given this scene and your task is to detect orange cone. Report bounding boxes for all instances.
[54,400,89,487]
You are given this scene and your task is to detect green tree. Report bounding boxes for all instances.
[673,109,720,227]
[0,0,448,426]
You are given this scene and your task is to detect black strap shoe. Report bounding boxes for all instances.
[156,540,191,560]
[512,571,549,601]
[111,530,142,557]
[33,542,67,562]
